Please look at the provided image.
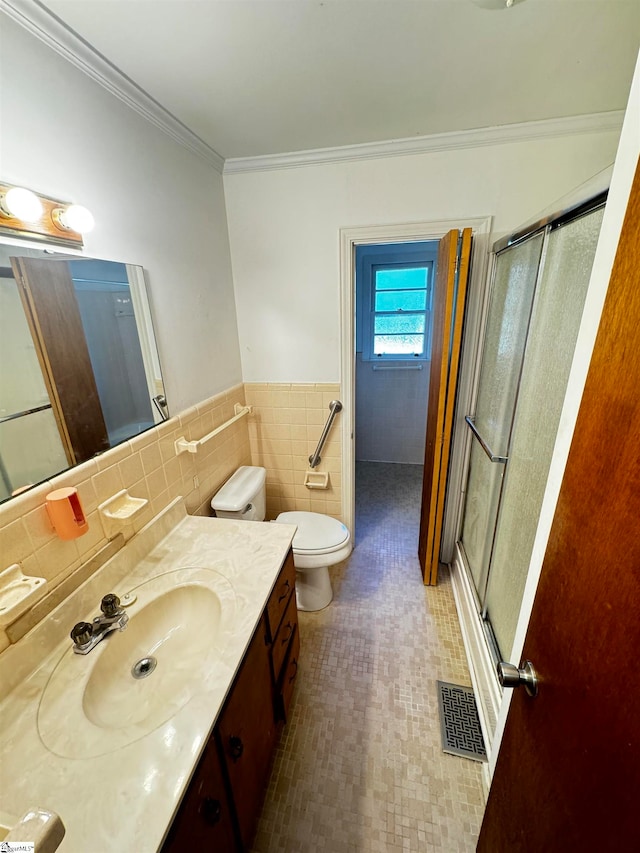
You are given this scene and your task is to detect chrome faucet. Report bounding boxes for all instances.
[70,593,128,655]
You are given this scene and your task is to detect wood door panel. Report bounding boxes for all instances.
[13,257,109,463]
[478,163,640,851]
[419,228,472,585]
[419,231,458,582]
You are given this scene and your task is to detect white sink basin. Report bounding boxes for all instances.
[37,567,235,758]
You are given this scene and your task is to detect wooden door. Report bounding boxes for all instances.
[12,257,110,463]
[478,162,640,851]
[418,228,472,585]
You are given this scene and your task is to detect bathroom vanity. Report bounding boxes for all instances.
[162,550,299,851]
[0,499,299,852]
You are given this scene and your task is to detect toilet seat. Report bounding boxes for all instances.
[276,511,349,556]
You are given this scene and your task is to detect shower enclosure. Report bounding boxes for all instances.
[457,196,606,666]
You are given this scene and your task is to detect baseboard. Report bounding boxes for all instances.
[450,544,501,796]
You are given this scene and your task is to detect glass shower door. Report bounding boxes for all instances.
[458,202,605,662]
[0,271,69,500]
[460,233,544,602]
[483,205,605,659]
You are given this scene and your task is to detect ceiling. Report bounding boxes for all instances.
[39,0,640,161]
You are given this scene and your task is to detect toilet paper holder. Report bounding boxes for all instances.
[304,470,330,490]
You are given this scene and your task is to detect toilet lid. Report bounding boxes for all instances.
[276,511,349,553]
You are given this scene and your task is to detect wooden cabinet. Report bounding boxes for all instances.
[216,614,276,850]
[161,733,237,852]
[161,548,300,853]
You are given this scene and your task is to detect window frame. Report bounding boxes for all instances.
[363,258,434,362]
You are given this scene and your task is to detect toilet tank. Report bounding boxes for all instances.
[211,466,266,521]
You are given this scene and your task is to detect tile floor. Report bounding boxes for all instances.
[252,462,485,852]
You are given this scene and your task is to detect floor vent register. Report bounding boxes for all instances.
[437,681,487,762]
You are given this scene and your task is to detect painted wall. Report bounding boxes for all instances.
[1,17,242,413]
[224,131,621,383]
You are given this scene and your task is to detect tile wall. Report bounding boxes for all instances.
[0,384,251,652]
[355,355,429,464]
[244,383,342,520]
[0,381,345,654]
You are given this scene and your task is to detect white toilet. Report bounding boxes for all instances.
[211,466,352,611]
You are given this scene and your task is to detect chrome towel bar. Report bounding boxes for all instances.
[309,400,342,469]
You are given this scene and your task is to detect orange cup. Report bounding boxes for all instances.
[45,487,89,540]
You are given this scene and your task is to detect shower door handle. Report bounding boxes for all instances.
[497,660,538,697]
[465,417,508,464]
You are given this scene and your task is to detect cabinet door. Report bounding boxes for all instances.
[161,736,238,852]
[217,615,276,850]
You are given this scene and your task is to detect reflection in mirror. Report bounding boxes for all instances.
[0,245,167,502]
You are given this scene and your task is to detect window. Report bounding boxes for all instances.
[367,261,433,360]
[356,242,437,362]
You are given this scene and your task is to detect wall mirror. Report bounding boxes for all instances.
[0,243,168,502]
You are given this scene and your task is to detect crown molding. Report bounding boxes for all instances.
[223,111,625,175]
[3,1,624,178]
[1,0,225,173]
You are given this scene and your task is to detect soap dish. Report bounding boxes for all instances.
[98,490,148,537]
[0,564,47,628]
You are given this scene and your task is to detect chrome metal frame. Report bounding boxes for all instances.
[492,190,608,254]
[0,403,53,424]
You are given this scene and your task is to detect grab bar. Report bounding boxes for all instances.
[309,400,343,468]
[464,416,508,464]
[174,404,252,455]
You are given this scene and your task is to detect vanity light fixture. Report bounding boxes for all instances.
[0,182,94,247]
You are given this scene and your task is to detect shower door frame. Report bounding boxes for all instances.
[449,191,608,770]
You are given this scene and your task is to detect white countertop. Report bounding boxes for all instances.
[0,499,295,852]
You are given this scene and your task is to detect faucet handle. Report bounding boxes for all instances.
[70,621,93,646]
[100,593,121,617]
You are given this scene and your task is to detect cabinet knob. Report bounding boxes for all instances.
[199,796,222,826]
[278,579,290,602]
[229,735,244,761]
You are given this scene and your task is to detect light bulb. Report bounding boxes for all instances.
[54,204,95,234]
[0,187,44,222]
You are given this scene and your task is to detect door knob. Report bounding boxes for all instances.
[497,659,538,697]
